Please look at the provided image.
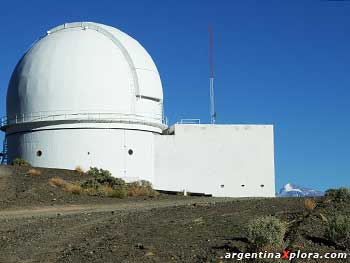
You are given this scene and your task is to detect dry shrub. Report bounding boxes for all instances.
[84,167,125,188]
[83,187,98,196]
[97,185,114,196]
[97,185,127,198]
[304,198,317,211]
[246,216,288,250]
[81,185,127,198]
[11,158,31,167]
[79,167,127,198]
[128,181,159,197]
[128,185,157,197]
[64,183,83,195]
[27,169,41,177]
[75,166,85,175]
[326,215,350,247]
[49,177,67,187]
[109,188,127,198]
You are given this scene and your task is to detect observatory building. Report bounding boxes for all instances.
[1,22,275,197]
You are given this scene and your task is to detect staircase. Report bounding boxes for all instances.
[1,137,8,165]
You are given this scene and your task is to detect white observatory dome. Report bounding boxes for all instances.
[6,22,164,132]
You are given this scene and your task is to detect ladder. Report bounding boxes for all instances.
[1,137,8,165]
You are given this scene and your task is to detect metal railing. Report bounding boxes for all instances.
[1,111,166,130]
[177,119,201,124]
[1,137,7,165]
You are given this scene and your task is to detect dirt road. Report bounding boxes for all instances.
[0,197,232,219]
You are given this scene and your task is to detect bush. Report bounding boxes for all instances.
[27,169,41,176]
[246,216,288,250]
[80,179,102,190]
[49,177,82,195]
[86,167,112,179]
[49,177,67,187]
[75,166,85,176]
[79,167,127,198]
[82,184,127,198]
[64,183,83,194]
[127,180,159,197]
[326,215,350,247]
[11,158,31,167]
[325,188,350,202]
[304,198,317,211]
[98,185,127,198]
[109,188,128,198]
[68,167,158,199]
[84,167,126,189]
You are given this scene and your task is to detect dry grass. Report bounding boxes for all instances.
[97,185,114,196]
[75,166,85,176]
[11,158,32,167]
[128,184,159,197]
[80,185,127,198]
[97,185,127,198]
[49,175,159,199]
[83,187,98,196]
[27,169,42,177]
[49,177,67,187]
[64,183,83,195]
[304,198,317,211]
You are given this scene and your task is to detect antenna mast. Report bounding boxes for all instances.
[208,25,216,124]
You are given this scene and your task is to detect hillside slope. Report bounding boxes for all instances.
[0,165,349,263]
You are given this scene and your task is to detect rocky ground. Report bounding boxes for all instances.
[0,165,349,263]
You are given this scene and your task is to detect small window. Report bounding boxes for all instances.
[260,184,265,188]
[87,152,90,155]
[220,184,225,188]
[128,149,133,155]
[36,150,42,157]
[241,184,245,187]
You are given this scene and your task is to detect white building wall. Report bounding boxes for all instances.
[154,124,275,197]
[7,128,155,183]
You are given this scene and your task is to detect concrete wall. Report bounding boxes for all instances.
[154,124,275,197]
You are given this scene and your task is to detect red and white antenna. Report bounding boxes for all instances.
[208,25,216,124]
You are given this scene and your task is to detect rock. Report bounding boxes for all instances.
[145,251,155,256]
[135,243,145,249]
[319,213,328,222]
[193,217,204,224]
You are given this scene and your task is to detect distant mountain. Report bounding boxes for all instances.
[277,183,324,197]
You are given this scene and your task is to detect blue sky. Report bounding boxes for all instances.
[0,0,349,191]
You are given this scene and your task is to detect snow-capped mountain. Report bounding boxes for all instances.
[277,183,324,197]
